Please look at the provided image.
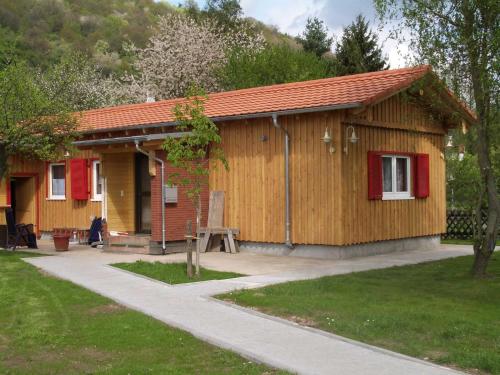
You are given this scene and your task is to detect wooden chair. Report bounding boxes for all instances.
[198,191,240,253]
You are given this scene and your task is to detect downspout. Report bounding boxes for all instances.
[135,141,166,254]
[272,114,293,248]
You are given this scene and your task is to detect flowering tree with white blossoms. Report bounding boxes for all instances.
[40,53,125,111]
[122,13,264,101]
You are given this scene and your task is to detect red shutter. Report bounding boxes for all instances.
[70,159,89,200]
[368,151,383,200]
[414,153,430,198]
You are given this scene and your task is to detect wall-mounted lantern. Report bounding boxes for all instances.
[458,144,465,161]
[321,127,335,154]
[343,125,359,155]
[446,135,465,161]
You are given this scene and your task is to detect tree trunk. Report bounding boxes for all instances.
[463,9,500,278]
[472,247,492,278]
[471,123,499,278]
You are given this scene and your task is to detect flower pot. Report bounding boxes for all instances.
[53,234,70,251]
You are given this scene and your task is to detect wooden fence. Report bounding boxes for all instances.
[443,209,489,240]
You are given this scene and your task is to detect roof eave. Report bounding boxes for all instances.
[78,102,363,135]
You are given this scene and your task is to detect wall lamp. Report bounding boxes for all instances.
[321,127,335,154]
[343,125,359,154]
[446,136,465,161]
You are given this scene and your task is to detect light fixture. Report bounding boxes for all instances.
[344,125,359,154]
[446,136,453,148]
[64,150,70,158]
[458,144,465,161]
[321,127,335,154]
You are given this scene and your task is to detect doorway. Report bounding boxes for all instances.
[10,176,37,228]
[135,153,152,234]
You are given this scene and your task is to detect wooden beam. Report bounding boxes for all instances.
[342,117,446,135]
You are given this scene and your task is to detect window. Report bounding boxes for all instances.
[381,155,413,200]
[49,163,66,199]
[92,160,103,201]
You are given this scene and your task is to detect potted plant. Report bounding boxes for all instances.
[53,228,71,251]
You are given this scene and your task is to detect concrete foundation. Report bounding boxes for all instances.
[239,236,441,260]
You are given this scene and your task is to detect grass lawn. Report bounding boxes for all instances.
[220,255,500,374]
[0,251,283,375]
[441,238,500,245]
[112,260,244,284]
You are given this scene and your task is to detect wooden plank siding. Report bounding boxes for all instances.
[210,93,447,246]
[0,150,101,232]
[340,126,446,245]
[209,111,344,245]
[339,93,446,245]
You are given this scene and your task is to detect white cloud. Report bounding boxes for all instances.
[170,0,411,67]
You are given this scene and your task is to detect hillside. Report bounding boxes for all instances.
[0,0,298,73]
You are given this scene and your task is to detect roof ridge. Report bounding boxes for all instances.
[204,65,430,100]
[78,65,430,117]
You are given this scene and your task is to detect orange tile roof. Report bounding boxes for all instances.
[77,65,472,133]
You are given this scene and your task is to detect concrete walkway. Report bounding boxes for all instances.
[24,245,472,375]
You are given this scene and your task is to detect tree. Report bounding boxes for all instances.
[296,17,333,57]
[375,0,499,277]
[0,58,78,179]
[335,14,389,75]
[206,0,242,31]
[219,43,335,90]
[121,13,264,101]
[163,87,228,276]
[40,53,124,111]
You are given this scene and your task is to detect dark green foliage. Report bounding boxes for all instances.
[0,58,78,178]
[113,261,243,284]
[446,152,482,210]
[221,255,500,374]
[220,43,335,90]
[0,0,176,71]
[0,251,281,374]
[296,17,333,57]
[206,0,242,31]
[335,14,389,75]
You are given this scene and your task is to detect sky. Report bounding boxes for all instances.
[169,0,410,68]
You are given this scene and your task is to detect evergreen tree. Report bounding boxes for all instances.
[335,15,388,75]
[296,17,333,57]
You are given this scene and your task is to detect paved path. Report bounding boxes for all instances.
[24,246,472,375]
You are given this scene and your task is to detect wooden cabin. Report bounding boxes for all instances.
[0,66,476,257]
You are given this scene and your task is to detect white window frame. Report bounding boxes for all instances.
[382,155,414,201]
[48,162,66,200]
[92,160,103,201]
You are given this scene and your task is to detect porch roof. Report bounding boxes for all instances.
[76,65,476,134]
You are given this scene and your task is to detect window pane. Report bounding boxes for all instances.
[95,162,102,195]
[51,165,65,196]
[382,157,392,192]
[52,165,65,179]
[396,158,408,192]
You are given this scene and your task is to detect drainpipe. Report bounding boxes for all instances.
[135,141,166,254]
[272,114,293,248]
